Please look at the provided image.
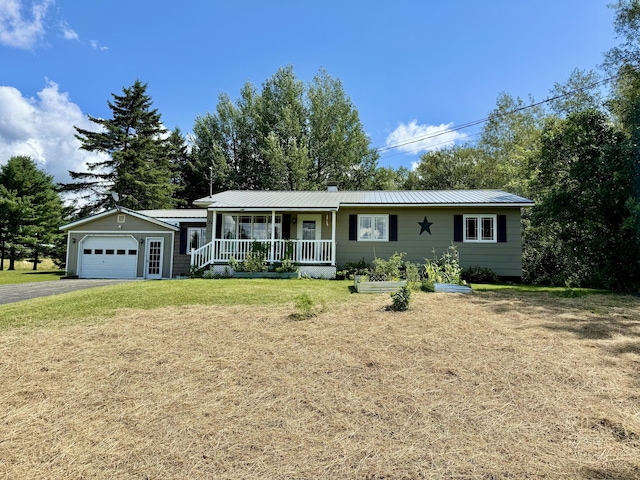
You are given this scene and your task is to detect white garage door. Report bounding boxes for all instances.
[79,236,138,279]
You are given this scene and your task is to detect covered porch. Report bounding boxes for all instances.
[190,209,337,271]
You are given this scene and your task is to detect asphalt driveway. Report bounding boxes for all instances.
[0,279,140,305]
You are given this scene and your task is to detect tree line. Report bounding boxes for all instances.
[2,0,640,290]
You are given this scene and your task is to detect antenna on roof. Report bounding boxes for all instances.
[209,166,213,197]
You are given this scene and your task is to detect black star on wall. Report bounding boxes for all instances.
[418,216,433,235]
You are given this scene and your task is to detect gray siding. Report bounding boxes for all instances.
[336,206,523,277]
[65,212,175,278]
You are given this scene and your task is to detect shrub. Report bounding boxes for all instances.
[461,266,499,284]
[336,258,371,280]
[421,279,435,292]
[372,252,405,279]
[403,261,421,285]
[293,292,324,319]
[273,258,298,273]
[423,244,464,285]
[390,286,411,311]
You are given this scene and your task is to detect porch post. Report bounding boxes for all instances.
[270,210,276,263]
[331,210,337,266]
[211,209,217,264]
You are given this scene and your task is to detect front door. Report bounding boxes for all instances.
[297,214,321,262]
[145,237,164,279]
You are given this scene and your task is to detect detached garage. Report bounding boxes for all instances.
[61,208,178,279]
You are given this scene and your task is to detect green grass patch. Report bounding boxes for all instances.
[0,259,64,285]
[470,283,608,296]
[0,278,354,330]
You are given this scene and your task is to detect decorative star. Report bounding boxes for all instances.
[418,216,433,235]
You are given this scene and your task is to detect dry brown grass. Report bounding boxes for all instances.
[1,291,639,479]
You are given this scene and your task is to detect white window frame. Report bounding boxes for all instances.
[463,214,497,243]
[187,227,207,251]
[222,214,282,240]
[358,214,389,242]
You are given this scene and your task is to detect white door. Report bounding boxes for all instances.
[145,237,164,279]
[79,236,138,278]
[297,214,321,262]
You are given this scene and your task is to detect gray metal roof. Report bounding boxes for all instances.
[139,209,207,218]
[193,190,534,210]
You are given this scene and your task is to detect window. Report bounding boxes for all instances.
[188,227,207,251]
[222,215,282,240]
[358,214,388,241]
[464,215,496,242]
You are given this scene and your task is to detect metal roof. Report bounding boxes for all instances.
[193,190,534,210]
[60,207,180,231]
[138,209,207,218]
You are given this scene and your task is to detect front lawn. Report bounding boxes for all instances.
[0,278,354,330]
[1,285,639,479]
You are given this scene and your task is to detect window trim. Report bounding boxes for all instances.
[222,214,282,240]
[463,214,497,243]
[187,227,207,251]
[357,214,389,242]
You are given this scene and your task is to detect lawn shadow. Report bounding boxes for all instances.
[469,290,640,344]
[581,466,640,480]
[24,270,64,276]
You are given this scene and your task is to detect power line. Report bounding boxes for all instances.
[376,73,618,155]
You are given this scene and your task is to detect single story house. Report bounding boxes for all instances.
[60,189,534,280]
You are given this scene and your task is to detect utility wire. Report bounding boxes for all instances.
[376,73,618,155]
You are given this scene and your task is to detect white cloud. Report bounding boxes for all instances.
[0,0,53,49]
[0,81,108,184]
[385,120,467,156]
[90,39,108,51]
[59,20,77,41]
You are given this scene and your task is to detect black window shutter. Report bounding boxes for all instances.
[215,213,223,239]
[497,215,507,243]
[179,227,188,254]
[283,214,291,239]
[389,215,398,241]
[349,214,357,241]
[453,215,463,242]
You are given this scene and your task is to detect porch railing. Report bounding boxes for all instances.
[190,239,334,270]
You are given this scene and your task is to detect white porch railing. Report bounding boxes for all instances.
[190,239,334,270]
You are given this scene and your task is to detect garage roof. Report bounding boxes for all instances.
[60,207,179,231]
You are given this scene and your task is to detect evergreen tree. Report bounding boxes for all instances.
[63,80,177,213]
[0,156,64,270]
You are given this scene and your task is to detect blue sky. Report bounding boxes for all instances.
[0,0,618,185]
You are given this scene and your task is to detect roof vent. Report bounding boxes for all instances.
[327,181,339,192]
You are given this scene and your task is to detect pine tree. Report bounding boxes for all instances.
[63,80,177,214]
[0,156,64,270]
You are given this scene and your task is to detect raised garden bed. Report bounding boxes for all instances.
[233,272,300,279]
[434,283,472,294]
[354,275,407,294]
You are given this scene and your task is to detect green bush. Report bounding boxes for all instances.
[372,252,405,279]
[421,279,435,292]
[336,258,371,280]
[293,292,324,319]
[423,245,464,285]
[390,286,411,311]
[461,266,499,284]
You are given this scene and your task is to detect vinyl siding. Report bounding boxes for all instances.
[336,206,523,277]
[65,212,175,278]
